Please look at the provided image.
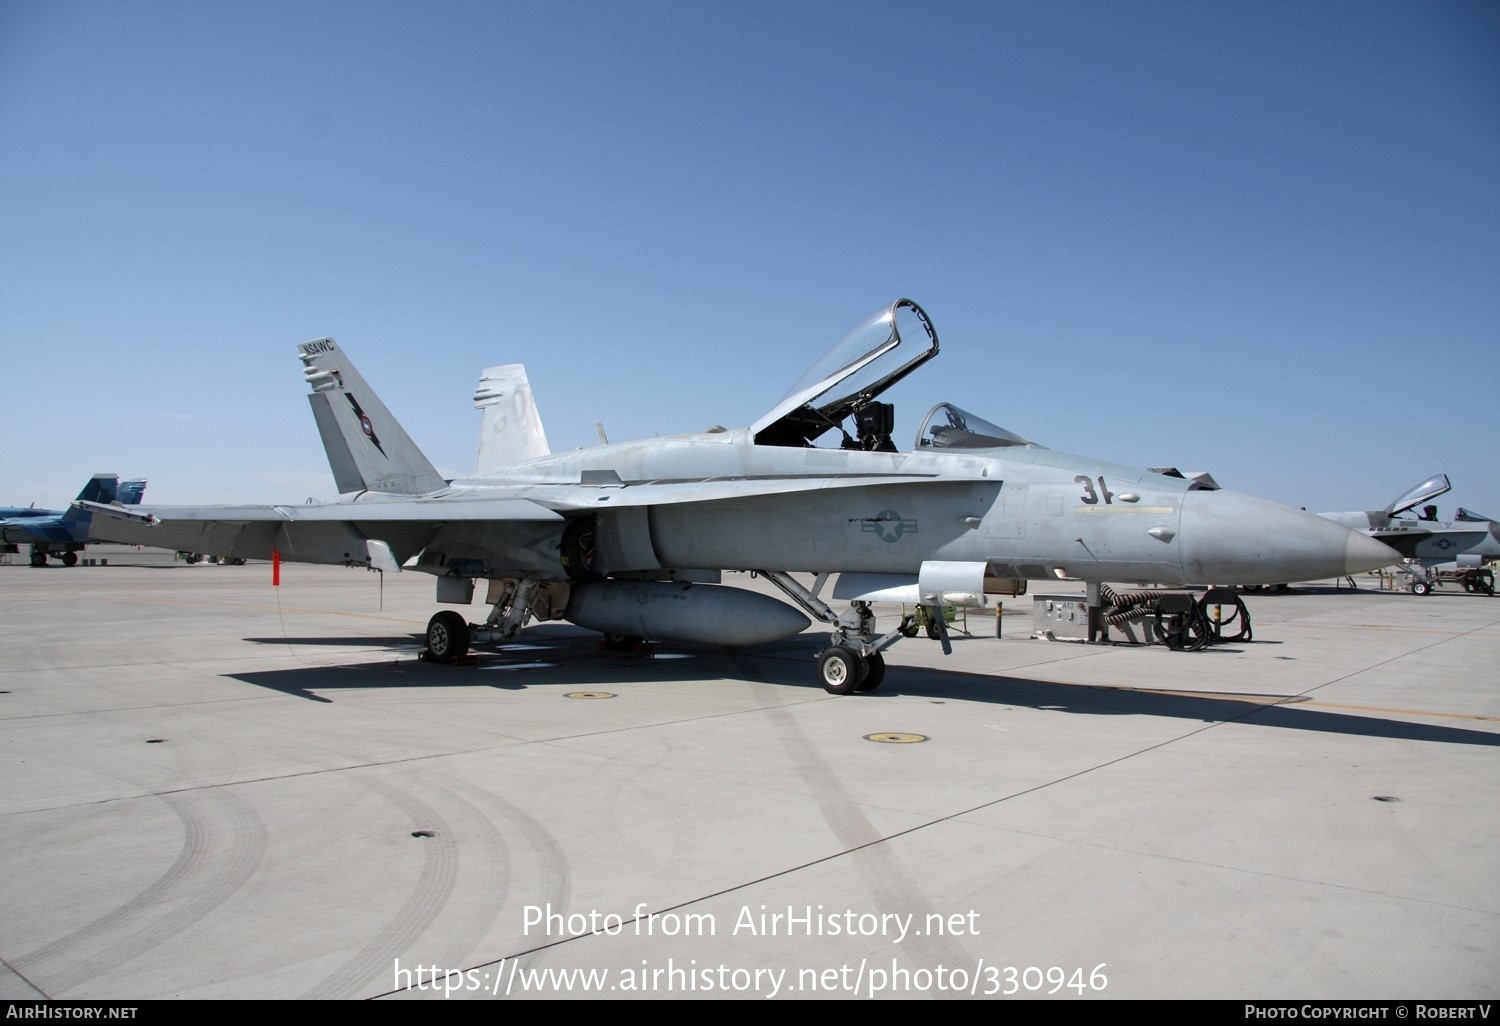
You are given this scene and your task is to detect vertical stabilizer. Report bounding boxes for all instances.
[298,338,447,495]
[61,474,118,525]
[473,364,551,476]
[117,480,148,505]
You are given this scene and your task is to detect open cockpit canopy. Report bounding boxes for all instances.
[752,298,938,449]
[1385,474,1451,517]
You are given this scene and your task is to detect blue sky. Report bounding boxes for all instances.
[3,0,1496,520]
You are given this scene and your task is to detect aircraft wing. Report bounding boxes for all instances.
[79,473,961,571]
[79,473,942,525]
[80,497,564,524]
[79,495,565,570]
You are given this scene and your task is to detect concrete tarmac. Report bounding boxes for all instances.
[1,549,1496,1000]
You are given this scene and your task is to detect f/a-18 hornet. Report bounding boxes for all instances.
[84,299,1398,692]
[3,474,146,566]
[1320,474,1499,595]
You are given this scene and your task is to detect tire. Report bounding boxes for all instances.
[61,551,78,567]
[816,646,862,695]
[30,551,46,567]
[855,651,885,692]
[1411,581,1431,596]
[426,610,471,662]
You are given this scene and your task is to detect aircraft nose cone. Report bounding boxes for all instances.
[1180,489,1401,585]
[1344,530,1402,576]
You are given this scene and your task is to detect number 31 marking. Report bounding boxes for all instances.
[1076,475,1114,505]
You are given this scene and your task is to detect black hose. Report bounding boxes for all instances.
[1198,590,1252,643]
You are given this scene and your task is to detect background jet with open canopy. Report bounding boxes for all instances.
[1320,474,1499,595]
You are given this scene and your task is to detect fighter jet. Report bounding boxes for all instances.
[83,299,1398,692]
[3,474,147,566]
[1319,474,1500,595]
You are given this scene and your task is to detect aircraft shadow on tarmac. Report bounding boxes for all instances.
[226,628,1500,748]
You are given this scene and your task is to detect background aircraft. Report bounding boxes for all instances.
[1319,475,1499,595]
[3,474,147,566]
[84,299,1398,691]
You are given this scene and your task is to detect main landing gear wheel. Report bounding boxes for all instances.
[816,646,863,695]
[1411,581,1432,596]
[855,650,885,692]
[30,551,46,567]
[61,551,78,567]
[425,610,470,663]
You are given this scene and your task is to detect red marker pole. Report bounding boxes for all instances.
[272,549,281,586]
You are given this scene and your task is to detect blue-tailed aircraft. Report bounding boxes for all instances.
[3,475,147,567]
[82,299,1400,691]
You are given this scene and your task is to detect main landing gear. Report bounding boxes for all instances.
[416,569,912,695]
[420,579,561,664]
[28,546,78,567]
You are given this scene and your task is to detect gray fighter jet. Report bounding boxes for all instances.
[83,299,1398,692]
[1319,474,1500,595]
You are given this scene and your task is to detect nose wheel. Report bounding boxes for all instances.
[815,646,885,695]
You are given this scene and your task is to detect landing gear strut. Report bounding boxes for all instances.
[759,571,906,695]
[420,578,566,664]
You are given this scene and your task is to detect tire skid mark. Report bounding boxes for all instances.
[734,653,980,973]
[15,788,266,995]
[299,773,458,1000]
[440,778,573,954]
[407,773,511,966]
[588,737,690,879]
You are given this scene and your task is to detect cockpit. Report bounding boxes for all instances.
[915,403,1030,450]
[751,298,1033,453]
